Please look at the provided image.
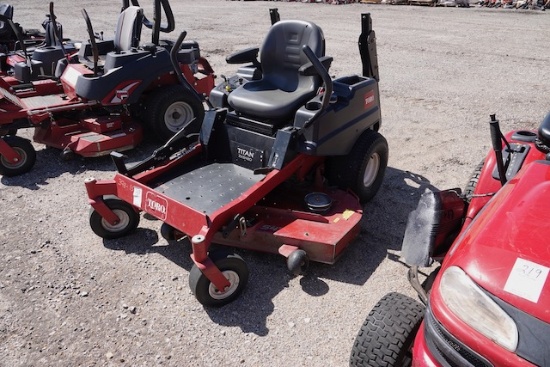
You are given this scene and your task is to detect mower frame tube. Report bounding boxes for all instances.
[190,235,231,292]
[84,178,124,225]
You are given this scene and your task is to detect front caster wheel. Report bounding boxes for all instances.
[160,222,185,241]
[89,198,140,239]
[0,136,37,177]
[189,252,249,307]
[287,249,309,276]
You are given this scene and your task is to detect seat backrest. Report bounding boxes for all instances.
[42,17,62,47]
[0,4,14,39]
[113,6,143,52]
[260,19,325,92]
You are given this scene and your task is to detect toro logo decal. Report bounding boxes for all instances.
[145,192,168,220]
[364,90,375,110]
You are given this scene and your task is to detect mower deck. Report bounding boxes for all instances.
[147,160,363,264]
[33,119,143,157]
[214,186,363,264]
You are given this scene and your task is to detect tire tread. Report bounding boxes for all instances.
[350,292,425,367]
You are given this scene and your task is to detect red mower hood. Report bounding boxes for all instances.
[446,160,550,323]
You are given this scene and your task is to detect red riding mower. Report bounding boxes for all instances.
[85,13,388,307]
[350,113,550,366]
[0,2,63,55]
[0,0,214,177]
[0,2,78,85]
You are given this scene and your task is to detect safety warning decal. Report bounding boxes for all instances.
[133,187,142,207]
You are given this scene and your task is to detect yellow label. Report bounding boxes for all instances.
[342,210,354,220]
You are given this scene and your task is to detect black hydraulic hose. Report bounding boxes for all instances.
[490,114,507,186]
[127,0,175,35]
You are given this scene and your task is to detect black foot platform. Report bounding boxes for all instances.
[154,162,266,215]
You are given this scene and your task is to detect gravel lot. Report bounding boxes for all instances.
[1,1,549,366]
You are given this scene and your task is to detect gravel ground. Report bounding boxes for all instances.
[1,1,549,366]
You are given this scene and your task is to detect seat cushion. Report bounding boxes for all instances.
[227,19,325,121]
[228,78,316,120]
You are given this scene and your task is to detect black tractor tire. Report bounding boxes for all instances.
[0,136,37,177]
[350,292,425,367]
[326,130,388,203]
[89,198,140,239]
[160,222,176,241]
[145,85,204,142]
[463,159,485,203]
[189,252,249,307]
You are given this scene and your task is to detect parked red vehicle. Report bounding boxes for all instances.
[350,113,550,367]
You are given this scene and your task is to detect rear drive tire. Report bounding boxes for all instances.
[145,85,204,142]
[326,130,388,203]
[89,198,140,239]
[0,136,36,177]
[350,292,425,367]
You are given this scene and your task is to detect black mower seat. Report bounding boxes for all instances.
[227,20,325,122]
[0,4,14,40]
[42,14,63,47]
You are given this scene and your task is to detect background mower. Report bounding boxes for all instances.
[0,2,62,55]
[0,0,214,177]
[85,13,388,307]
[0,2,78,85]
[350,113,550,366]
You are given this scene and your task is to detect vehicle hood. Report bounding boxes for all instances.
[446,160,550,323]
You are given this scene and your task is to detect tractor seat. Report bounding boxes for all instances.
[78,5,143,71]
[42,15,63,47]
[0,4,14,39]
[227,20,325,123]
[113,6,143,52]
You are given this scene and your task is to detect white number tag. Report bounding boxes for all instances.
[504,258,549,303]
